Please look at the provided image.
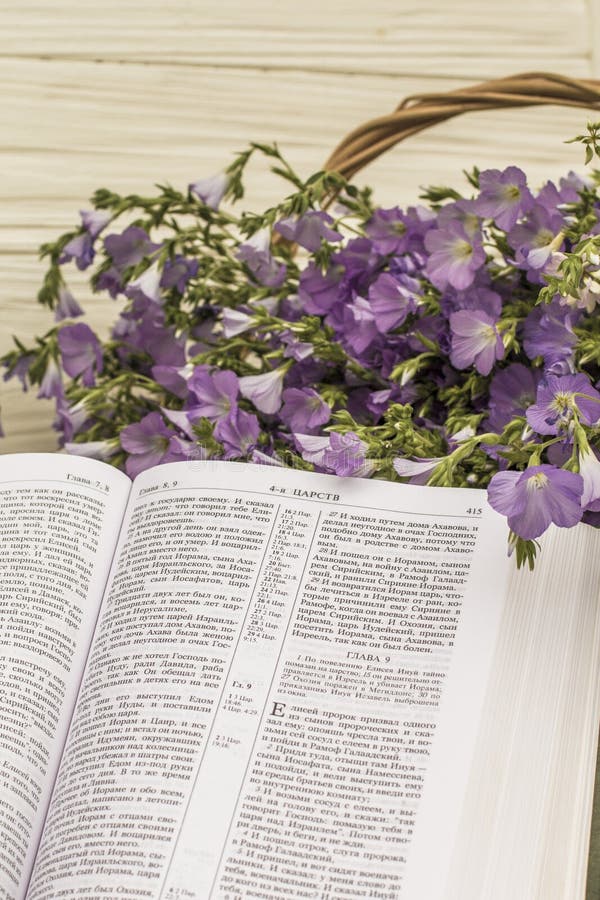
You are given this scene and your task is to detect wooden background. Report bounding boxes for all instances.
[2,0,600,451]
[0,1,599,895]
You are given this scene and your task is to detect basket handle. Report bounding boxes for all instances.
[324,71,600,180]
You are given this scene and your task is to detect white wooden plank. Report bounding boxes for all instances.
[0,0,591,77]
[0,61,597,248]
[589,0,600,76]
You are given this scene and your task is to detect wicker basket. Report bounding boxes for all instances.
[325,71,600,181]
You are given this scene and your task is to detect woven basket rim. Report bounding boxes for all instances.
[324,71,600,182]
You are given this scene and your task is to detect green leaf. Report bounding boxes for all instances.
[510,533,539,571]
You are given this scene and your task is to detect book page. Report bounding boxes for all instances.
[26,459,510,899]
[442,523,600,900]
[0,453,130,900]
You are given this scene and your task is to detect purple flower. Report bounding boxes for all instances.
[535,180,564,214]
[342,297,379,354]
[54,398,90,443]
[60,233,94,271]
[332,238,382,295]
[65,440,117,462]
[365,385,410,418]
[344,387,376,424]
[324,432,373,476]
[280,388,330,433]
[248,295,280,314]
[487,465,583,540]
[293,433,329,467]
[3,354,34,391]
[188,319,219,355]
[151,364,190,399]
[449,309,504,375]
[393,456,445,484]
[487,363,541,431]
[364,207,408,254]
[114,308,186,368]
[54,286,84,322]
[526,373,600,435]
[405,313,449,358]
[522,301,577,367]
[236,230,286,288]
[508,203,565,278]
[275,211,342,252]
[508,203,563,259]
[126,262,163,305]
[559,171,590,201]
[189,173,229,210]
[368,272,416,332]
[251,448,285,467]
[239,366,287,414]
[57,324,103,387]
[473,166,534,230]
[187,367,239,421]
[425,220,486,290]
[104,226,161,270]
[58,206,111,271]
[221,308,256,338]
[166,435,210,465]
[578,443,600,511]
[280,330,315,361]
[298,262,344,314]
[214,408,260,458]
[161,406,197,439]
[120,412,174,478]
[37,356,64,400]
[95,265,124,298]
[446,285,503,318]
[365,205,435,255]
[161,256,199,294]
[80,209,112,239]
[142,319,187,368]
[295,432,374,477]
[436,199,481,237]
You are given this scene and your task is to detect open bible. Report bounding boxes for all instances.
[0,452,598,900]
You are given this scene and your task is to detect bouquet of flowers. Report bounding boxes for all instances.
[5,93,600,568]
